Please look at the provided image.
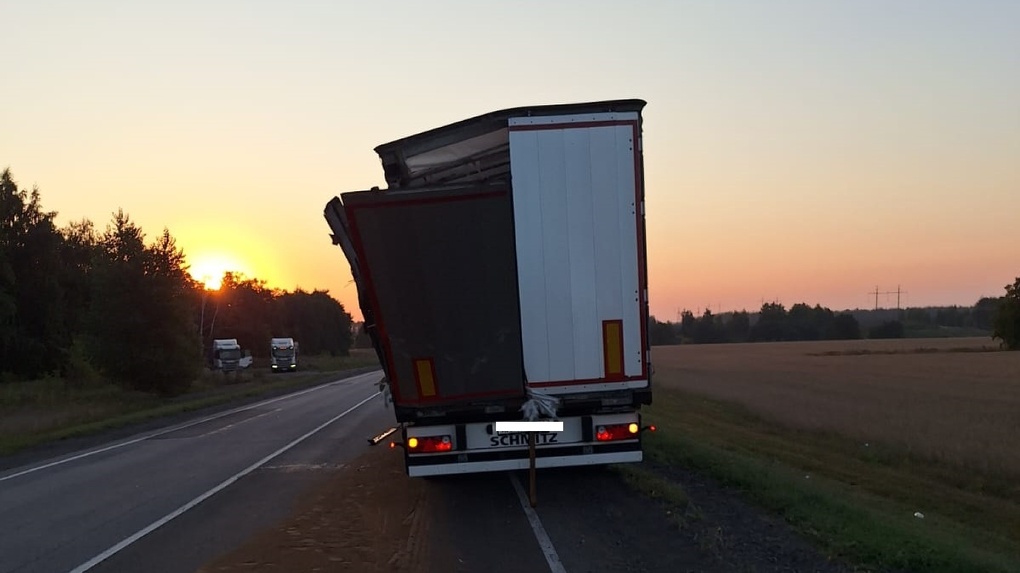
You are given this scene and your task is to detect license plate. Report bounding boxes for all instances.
[487,432,560,448]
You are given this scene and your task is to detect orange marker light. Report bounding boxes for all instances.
[628,423,639,434]
[407,437,419,449]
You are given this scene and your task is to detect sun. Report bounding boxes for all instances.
[187,253,251,291]
[199,273,223,291]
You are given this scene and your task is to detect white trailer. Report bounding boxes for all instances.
[324,99,653,477]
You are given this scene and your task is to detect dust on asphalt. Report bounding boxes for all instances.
[196,444,431,573]
[196,444,869,573]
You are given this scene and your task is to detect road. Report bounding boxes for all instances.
[1,369,856,573]
[0,370,389,573]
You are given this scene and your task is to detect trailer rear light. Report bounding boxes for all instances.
[406,435,452,453]
[595,423,640,442]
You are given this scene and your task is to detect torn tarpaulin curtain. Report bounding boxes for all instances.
[519,387,560,421]
[377,376,392,408]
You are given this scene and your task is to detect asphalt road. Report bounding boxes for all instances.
[1,369,854,573]
[0,370,390,573]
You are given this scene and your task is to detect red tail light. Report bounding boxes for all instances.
[595,423,640,442]
[407,435,453,452]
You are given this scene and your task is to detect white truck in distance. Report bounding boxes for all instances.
[324,99,654,478]
[270,337,298,372]
[211,339,244,371]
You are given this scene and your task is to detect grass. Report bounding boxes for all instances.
[635,338,1020,573]
[614,463,691,510]
[0,349,380,456]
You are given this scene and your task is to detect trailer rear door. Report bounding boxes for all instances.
[507,112,650,395]
[325,184,527,407]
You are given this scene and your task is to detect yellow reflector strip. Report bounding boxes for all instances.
[603,320,624,377]
[414,359,437,397]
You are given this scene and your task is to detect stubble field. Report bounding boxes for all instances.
[638,336,1020,573]
[650,337,1019,474]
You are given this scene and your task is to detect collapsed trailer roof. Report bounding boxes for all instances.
[373,99,647,189]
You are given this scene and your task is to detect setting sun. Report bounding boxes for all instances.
[187,252,253,291]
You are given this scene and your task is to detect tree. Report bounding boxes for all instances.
[648,316,678,346]
[903,307,932,327]
[212,272,276,357]
[992,277,1020,350]
[868,320,904,339]
[59,219,99,333]
[726,311,751,343]
[830,313,861,340]
[788,303,823,340]
[972,297,1001,332]
[0,168,68,379]
[679,310,696,342]
[692,309,724,344]
[84,211,200,395]
[278,289,354,356]
[935,307,964,327]
[351,321,373,349]
[57,218,102,384]
[750,302,789,342]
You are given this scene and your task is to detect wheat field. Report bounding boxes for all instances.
[650,337,1020,474]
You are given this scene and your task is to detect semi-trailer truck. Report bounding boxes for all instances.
[270,337,298,372]
[324,99,653,477]
[211,338,243,371]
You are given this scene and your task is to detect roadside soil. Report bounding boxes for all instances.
[197,444,432,573]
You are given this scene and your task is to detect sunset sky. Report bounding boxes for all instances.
[4,1,1018,322]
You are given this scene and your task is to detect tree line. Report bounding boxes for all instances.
[650,303,866,346]
[1,168,353,395]
[651,292,1020,349]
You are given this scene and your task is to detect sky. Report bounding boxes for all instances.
[3,0,1018,322]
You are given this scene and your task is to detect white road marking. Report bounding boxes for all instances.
[261,463,346,472]
[196,408,279,438]
[0,370,381,483]
[509,473,568,573]
[67,391,381,573]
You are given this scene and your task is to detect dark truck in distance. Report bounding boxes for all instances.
[324,99,653,477]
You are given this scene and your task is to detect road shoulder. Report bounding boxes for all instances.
[0,367,380,474]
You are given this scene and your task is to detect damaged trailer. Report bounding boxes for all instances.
[324,99,654,477]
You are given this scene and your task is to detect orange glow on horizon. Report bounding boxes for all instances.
[187,251,255,291]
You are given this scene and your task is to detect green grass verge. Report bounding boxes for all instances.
[0,352,380,456]
[636,388,1020,573]
[612,464,697,530]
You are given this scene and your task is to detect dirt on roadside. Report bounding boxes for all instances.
[196,444,431,573]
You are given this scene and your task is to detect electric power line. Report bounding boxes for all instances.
[867,285,907,310]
